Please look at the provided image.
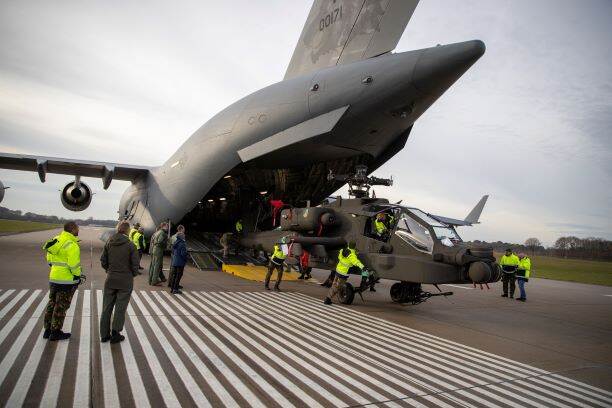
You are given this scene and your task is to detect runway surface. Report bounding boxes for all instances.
[1,227,611,407]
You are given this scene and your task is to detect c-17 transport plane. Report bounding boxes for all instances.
[0,0,497,298]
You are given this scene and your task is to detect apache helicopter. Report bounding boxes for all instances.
[240,165,502,305]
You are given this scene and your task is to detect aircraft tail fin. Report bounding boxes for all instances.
[284,0,419,80]
[464,195,489,224]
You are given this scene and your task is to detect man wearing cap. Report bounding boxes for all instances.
[499,248,520,298]
[516,253,532,302]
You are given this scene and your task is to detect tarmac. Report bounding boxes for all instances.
[0,226,611,407]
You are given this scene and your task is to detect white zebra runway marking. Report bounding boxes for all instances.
[0,289,610,407]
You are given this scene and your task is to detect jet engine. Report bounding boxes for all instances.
[0,180,6,203]
[60,178,92,211]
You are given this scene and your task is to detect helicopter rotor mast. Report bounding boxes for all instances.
[328,165,393,198]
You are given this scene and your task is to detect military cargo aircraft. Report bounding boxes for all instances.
[0,0,486,241]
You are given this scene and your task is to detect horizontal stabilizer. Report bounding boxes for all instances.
[237,106,349,163]
[284,0,420,79]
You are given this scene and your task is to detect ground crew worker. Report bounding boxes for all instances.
[168,224,185,286]
[500,248,520,298]
[374,213,388,239]
[235,219,243,236]
[129,222,140,243]
[324,241,364,305]
[100,220,139,343]
[516,253,531,302]
[220,232,232,259]
[148,222,169,286]
[130,226,145,271]
[170,224,185,247]
[169,229,188,294]
[265,240,286,291]
[42,221,82,341]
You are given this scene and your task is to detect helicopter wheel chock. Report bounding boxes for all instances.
[339,282,355,305]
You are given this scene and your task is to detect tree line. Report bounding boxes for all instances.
[471,236,612,262]
[0,206,117,227]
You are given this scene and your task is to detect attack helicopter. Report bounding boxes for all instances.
[239,165,502,305]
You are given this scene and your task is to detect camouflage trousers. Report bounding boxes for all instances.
[327,274,348,299]
[265,261,284,288]
[44,283,76,331]
[148,247,166,285]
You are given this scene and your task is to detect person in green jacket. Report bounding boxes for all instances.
[324,242,364,305]
[516,253,531,302]
[148,222,169,286]
[499,248,520,298]
[42,221,82,341]
[265,241,286,291]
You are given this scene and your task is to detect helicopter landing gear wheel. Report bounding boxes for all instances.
[390,282,404,303]
[338,282,355,305]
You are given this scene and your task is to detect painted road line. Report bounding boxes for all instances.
[0,289,26,318]
[205,291,403,407]
[96,290,120,408]
[40,290,80,407]
[163,292,285,408]
[193,291,353,407]
[223,291,421,400]
[179,292,305,407]
[0,289,42,347]
[286,291,612,406]
[126,301,181,408]
[282,292,599,406]
[73,289,91,408]
[243,292,482,408]
[0,289,15,307]
[142,291,238,407]
[0,290,47,388]
[131,291,212,407]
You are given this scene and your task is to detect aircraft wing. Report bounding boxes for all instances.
[284,0,420,79]
[0,152,152,189]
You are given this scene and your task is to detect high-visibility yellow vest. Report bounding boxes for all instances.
[132,231,143,250]
[44,231,81,284]
[374,219,387,234]
[336,248,364,276]
[518,257,531,279]
[500,254,519,266]
[270,244,286,264]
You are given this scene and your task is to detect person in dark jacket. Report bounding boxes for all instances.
[100,221,139,343]
[169,230,188,294]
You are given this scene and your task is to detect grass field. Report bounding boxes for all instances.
[0,219,61,235]
[496,252,612,286]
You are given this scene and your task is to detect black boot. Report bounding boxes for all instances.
[110,330,125,344]
[274,285,281,292]
[501,294,508,297]
[49,330,71,341]
[323,297,332,305]
[264,284,270,290]
[101,334,111,343]
[43,328,50,339]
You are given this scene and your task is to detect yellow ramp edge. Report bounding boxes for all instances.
[222,264,302,282]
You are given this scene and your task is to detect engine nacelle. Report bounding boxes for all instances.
[0,180,5,203]
[61,180,92,211]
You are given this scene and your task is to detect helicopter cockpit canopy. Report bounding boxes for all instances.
[366,205,462,253]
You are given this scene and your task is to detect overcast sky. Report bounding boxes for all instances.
[0,0,610,245]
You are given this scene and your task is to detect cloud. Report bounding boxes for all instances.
[0,0,610,245]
